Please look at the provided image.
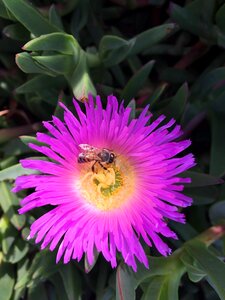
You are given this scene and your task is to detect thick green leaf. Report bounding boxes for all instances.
[16,74,65,94]
[184,240,225,299]
[210,112,225,177]
[19,135,45,146]
[127,99,136,121]
[99,35,134,67]
[191,67,225,103]
[116,264,136,300]
[3,23,30,41]
[129,23,177,55]
[49,5,64,30]
[25,250,59,289]
[70,50,96,99]
[209,201,225,225]
[49,273,69,300]
[216,4,225,33]
[13,259,29,300]
[148,83,167,106]
[0,1,16,20]
[33,55,75,75]
[142,276,168,300]
[23,32,80,55]
[2,138,30,157]
[0,263,15,300]
[6,238,29,264]
[2,0,61,36]
[180,252,206,283]
[185,186,217,206]
[0,163,39,181]
[181,171,223,187]
[121,60,155,104]
[1,221,17,254]
[0,157,17,170]
[160,83,188,120]
[70,0,89,38]
[0,181,25,229]
[59,264,81,300]
[28,284,48,300]
[16,52,55,75]
[186,0,215,24]
[84,248,99,273]
[169,3,215,42]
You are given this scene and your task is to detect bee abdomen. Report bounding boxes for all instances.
[78,153,91,163]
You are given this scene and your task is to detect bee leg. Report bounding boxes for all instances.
[91,161,97,173]
[98,162,108,171]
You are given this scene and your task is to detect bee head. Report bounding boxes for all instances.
[109,152,116,163]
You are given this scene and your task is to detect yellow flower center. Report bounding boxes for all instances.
[76,156,135,211]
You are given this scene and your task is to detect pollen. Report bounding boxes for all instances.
[76,156,135,211]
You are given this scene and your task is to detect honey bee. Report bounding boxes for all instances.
[78,144,116,172]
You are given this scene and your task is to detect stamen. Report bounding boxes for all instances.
[76,156,135,211]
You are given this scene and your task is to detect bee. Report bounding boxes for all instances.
[78,144,116,172]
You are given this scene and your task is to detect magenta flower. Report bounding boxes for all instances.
[13,95,195,271]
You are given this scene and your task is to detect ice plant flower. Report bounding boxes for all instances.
[13,95,195,271]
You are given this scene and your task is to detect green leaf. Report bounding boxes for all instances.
[1,221,17,254]
[129,23,177,55]
[210,112,225,177]
[216,4,225,33]
[49,273,69,300]
[2,0,61,36]
[84,248,99,273]
[70,51,96,100]
[142,260,184,300]
[169,3,215,42]
[121,60,155,104]
[3,23,30,41]
[0,163,39,181]
[28,284,48,300]
[185,186,217,206]
[0,181,26,229]
[148,83,167,106]
[116,264,136,300]
[186,0,215,24]
[6,238,29,264]
[26,250,59,289]
[16,75,66,94]
[13,259,29,300]
[142,276,168,300]
[160,83,188,120]
[209,201,225,225]
[184,240,225,299]
[127,99,136,121]
[99,35,135,67]
[0,263,15,300]
[16,52,55,75]
[180,252,206,283]
[2,138,30,157]
[49,5,64,30]
[191,67,225,103]
[59,264,81,300]
[23,32,80,55]
[0,1,16,20]
[33,55,75,75]
[70,0,89,38]
[181,171,223,187]
[19,135,45,146]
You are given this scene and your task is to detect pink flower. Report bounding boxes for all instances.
[13,95,195,271]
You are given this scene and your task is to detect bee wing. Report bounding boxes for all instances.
[85,152,101,161]
[79,144,100,152]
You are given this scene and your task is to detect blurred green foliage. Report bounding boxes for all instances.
[1,0,225,299]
